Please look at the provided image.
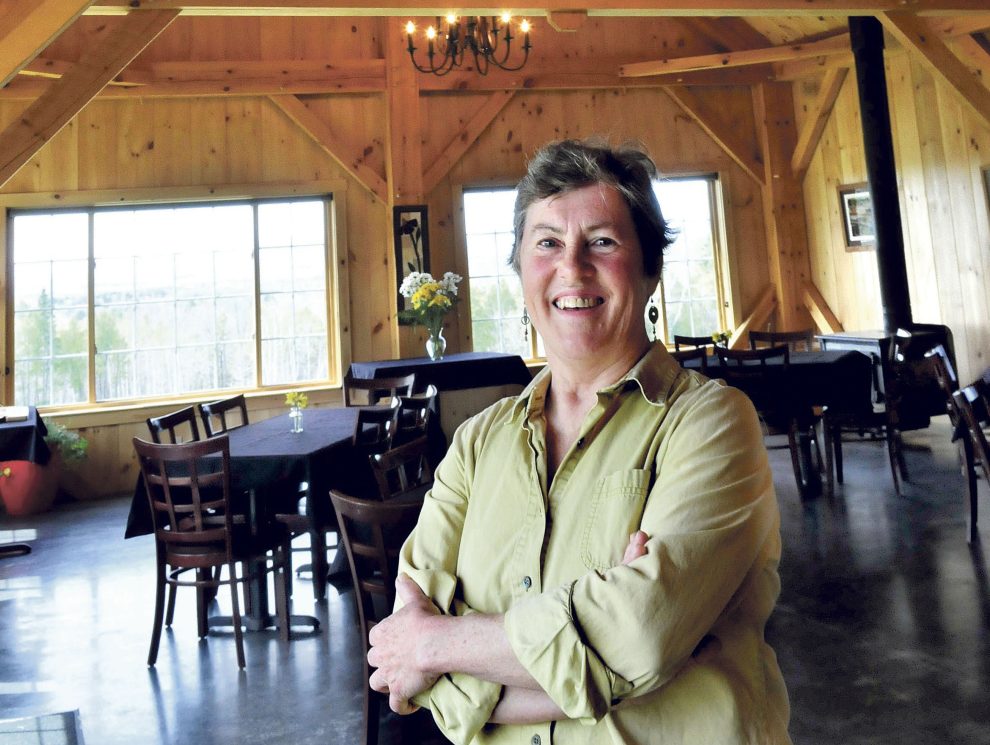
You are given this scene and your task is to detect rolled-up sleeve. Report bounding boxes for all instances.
[503,385,778,722]
[398,413,503,744]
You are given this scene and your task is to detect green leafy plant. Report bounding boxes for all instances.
[43,420,89,464]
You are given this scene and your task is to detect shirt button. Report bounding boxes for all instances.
[522,576,532,590]
[531,736,541,745]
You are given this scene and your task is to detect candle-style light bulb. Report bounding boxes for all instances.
[445,13,458,25]
[519,19,531,34]
[500,11,512,24]
[426,25,437,40]
[405,20,416,35]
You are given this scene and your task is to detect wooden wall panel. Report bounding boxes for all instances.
[801,49,990,382]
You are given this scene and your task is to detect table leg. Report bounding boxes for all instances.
[797,431,822,498]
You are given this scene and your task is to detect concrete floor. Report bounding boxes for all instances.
[1,418,988,744]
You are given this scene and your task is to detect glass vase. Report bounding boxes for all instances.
[289,406,304,433]
[426,328,446,361]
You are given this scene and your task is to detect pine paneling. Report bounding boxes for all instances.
[802,49,990,382]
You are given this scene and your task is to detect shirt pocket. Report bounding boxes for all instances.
[581,469,651,573]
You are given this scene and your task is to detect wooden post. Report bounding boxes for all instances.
[753,81,813,331]
[849,16,912,334]
[385,23,424,358]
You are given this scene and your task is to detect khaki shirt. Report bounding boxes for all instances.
[399,344,791,744]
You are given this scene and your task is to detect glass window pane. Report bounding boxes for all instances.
[12,197,333,405]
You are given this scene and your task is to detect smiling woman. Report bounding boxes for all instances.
[368,139,792,745]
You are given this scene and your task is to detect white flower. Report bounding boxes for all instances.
[400,271,433,298]
[439,271,463,295]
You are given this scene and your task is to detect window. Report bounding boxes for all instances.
[11,197,331,407]
[461,176,727,357]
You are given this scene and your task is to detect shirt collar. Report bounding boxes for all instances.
[511,343,684,416]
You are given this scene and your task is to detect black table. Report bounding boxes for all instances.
[348,351,532,391]
[685,349,874,496]
[126,406,363,629]
[0,407,50,558]
[0,407,51,465]
[349,352,532,447]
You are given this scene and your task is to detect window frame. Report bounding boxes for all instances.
[1,182,351,413]
[452,172,739,359]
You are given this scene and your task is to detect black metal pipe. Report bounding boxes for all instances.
[849,16,912,333]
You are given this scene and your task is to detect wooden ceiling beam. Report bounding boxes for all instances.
[879,11,990,129]
[791,66,847,178]
[929,13,990,37]
[0,0,94,87]
[422,90,515,194]
[662,86,764,186]
[85,1,990,16]
[620,32,849,77]
[773,51,852,80]
[268,94,388,201]
[0,9,179,189]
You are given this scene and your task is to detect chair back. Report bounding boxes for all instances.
[953,385,990,483]
[673,334,716,351]
[353,400,401,454]
[147,406,201,444]
[370,436,434,500]
[670,346,708,370]
[343,372,415,407]
[716,344,790,366]
[133,436,234,567]
[329,489,424,640]
[199,394,249,437]
[394,384,438,443]
[749,329,814,352]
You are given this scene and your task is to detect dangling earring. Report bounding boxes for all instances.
[521,307,530,342]
[646,296,659,341]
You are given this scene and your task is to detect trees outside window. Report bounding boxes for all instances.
[11,197,331,407]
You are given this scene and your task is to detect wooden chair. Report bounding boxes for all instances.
[749,329,815,352]
[670,346,708,370]
[953,382,990,543]
[369,435,434,500]
[394,384,438,445]
[343,372,415,407]
[133,436,290,668]
[330,488,425,745]
[353,400,401,455]
[147,406,201,444]
[673,334,716,351]
[715,345,818,497]
[199,394,249,437]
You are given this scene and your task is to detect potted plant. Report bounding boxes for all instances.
[0,420,88,516]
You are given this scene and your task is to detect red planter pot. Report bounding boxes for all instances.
[0,460,59,516]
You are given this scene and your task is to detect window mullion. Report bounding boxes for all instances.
[252,203,262,388]
[87,212,96,403]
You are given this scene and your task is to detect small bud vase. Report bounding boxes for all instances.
[426,328,446,361]
[289,406,304,433]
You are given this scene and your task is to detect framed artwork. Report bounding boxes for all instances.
[838,183,876,251]
[393,205,430,322]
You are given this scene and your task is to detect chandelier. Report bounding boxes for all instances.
[404,13,532,76]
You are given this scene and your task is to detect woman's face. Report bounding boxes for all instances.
[519,183,654,367]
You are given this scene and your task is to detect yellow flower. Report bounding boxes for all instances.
[285,391,309,409]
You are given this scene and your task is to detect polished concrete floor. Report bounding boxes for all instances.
[1,418,989,744]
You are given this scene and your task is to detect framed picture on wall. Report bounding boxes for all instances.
[393,205,430,323]
[838,183,876,251]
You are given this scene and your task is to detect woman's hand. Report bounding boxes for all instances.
[622,530,649,564]
[367,574,442,714]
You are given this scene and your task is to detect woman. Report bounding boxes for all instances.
[367,139,791,744]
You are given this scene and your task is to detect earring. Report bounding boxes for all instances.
[521,307,530,342]
[646,296,659,340]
